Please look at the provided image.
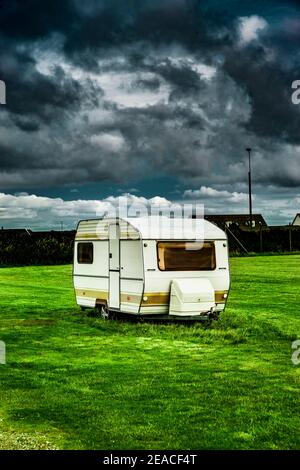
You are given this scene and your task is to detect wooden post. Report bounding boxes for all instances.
[260,224,263,253]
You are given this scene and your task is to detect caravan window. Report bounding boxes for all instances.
[157,241,216,271]
[77,242,93,264]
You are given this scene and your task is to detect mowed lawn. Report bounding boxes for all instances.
[0,255,299,450]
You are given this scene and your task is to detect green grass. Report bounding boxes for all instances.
[0,256,299,450]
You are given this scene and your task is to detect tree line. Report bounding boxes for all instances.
[0,230,75,266]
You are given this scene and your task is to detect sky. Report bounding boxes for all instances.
[0,0,300,229]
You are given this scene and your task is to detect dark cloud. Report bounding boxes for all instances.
[0,1,229,53]
[0,39,103,142]
[0,0,76,40]
[223,45,300,144]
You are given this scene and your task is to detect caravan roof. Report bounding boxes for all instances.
[76,216,226,241]
[124,216,225,240]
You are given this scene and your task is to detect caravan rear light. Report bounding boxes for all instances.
[143,296,148,301]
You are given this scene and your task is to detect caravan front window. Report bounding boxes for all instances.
[157,241,216,271]
[77,242,93,264]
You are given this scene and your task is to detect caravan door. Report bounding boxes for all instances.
[108,223,120,309]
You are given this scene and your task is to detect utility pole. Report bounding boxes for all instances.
[246,147,253,228]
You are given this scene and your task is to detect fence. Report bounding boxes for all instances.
[0,226,299,266]
[225,225,300,254]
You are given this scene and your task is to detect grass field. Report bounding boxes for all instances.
[0,255,299,450]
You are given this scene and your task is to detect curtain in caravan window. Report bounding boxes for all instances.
[77,242,94,264]
[157,241,215,271]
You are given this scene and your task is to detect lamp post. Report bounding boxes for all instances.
[246,147,253,228]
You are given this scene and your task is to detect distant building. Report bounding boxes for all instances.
[203,214,267,229]
[292,214,300,226]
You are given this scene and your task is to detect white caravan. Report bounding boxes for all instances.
[73,216,230,320]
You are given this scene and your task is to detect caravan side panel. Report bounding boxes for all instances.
[74,240,109,308]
